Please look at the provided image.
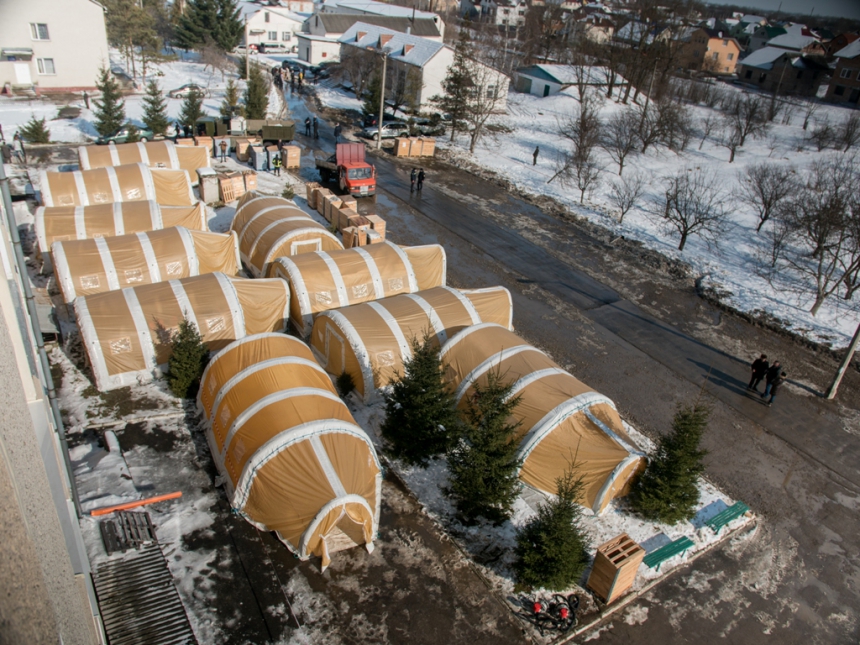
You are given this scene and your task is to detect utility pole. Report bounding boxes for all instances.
[639,58,658,132]
[375,49,388,151]
[245,16,250,80]
[826,321,860,400]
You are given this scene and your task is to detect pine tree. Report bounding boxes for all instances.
[243,63,269,120]
[178,88,204,128]
[142,80,169,136]
[167,318,209,398]
[19,116,50,144]
[380,334,460,467]
[125,123,140,143]
[431,29,473,142]
[629,404,708,524]
[220,78,243,118]
[175,0,242,52]
[447,371,523,524]
[93,65,126,137]
[361,71,382,120]
[514,467,591,591]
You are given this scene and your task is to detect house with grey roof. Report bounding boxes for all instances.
[320,0,445,37]
[825,39,860,105]
[304,12,442,41]
[747,25,787,53]
[736,46,828,97]
[767,33,825,56]
[514,64,629,97]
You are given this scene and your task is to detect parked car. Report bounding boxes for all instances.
[168,84,210,99]
[411,117,446,136]
[360,121,410,140]
[362,113,400,128]
[96,123,155,145]
[258,42,288,54]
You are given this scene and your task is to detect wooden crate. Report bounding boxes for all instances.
[283,145,301,169]
[394,137,411,157]
[337,207,358,232]
[242,171,257,192]
[365,214,386,239]
[419,137,436,157]
[315,188,332,216]
[175,138,196,147]
[586,533,644,604]
[342,226,357,249]
[230,174,246,198]
[195,136,215,156]
[367,229,384,244]
[340,196,358,211]
[408,138,423,156]
[306,182,321,210]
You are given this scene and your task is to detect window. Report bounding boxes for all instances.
[723,39,728,46]
[268,31,277,41]
[693,50,700,57]
[841,68,851,79]
[712,52,719,60]
[727,53,734,61]
[745,70,752,79]
[37,58,55,74]
[796,70,803,79]
[30,23,49,40]
[322,52,327,58]
[265,11,270,22]
[486,84,497,99]
[759,73,767,82]
[282,32,291,41]
[835,85,846,96]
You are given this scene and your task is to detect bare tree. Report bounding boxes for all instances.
[698,113,718,150]
[837,112,860,153]
[658,100,693,152]
[335,48,378,99]
[718,117,743,163]
[571,147,603,203]
[608,170,646,223]
[655,169,729,251]
[738,162,796,232]
[601,107,639,175]
[801,98,819,131]
[560,87,603,154]
[633,102,661,153]
[723,93,769,147]
[809,117,834,151]
[389,66,423,115]
[464,62,508,154]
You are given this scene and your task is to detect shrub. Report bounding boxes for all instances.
[19,116,50,144]
[336,371,355,397]
[281,185,295,200]
[166,319,209,398]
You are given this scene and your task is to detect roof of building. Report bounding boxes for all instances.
[239,1,305,23]
[339,22,447,68]
[834,39,860,59]
[755,25,786,39]
[740,15,766,24]
[321,0,438,21]
[768,33,819,50]
[739,46,791,70]
[310,12,441,36]
[297,33,340,42]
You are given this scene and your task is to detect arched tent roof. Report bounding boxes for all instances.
[40,163,196,207]
[266,241,447,337]
[310,286,513,401]
[76,273,290,391]
[35,201,209,257]
[78,141,211,174]
[440,323,645,514]
[200,333,381,570]
[230,194,342,277]
[53,227,240,303]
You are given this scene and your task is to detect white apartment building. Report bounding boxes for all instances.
[241,2,306,51]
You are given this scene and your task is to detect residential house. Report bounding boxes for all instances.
[304,13,442,41]
[575,14,616,44]
[468,0,529,29]
[241,2,305,51]
[296,34,341,64]
[281,0,314,13]
[678,28,742,75]
[614,20,672,47]
[0,0,108,92]
[825,39,860,105]
[320,0,445,38]
[729,15,766,46]
[747,25,786,53]
[824,33,859,60]
[736,47,828,97]
[767,33,825,56]
[514,64,628,97]
[338,23,509,112]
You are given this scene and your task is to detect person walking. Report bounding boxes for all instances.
[533,145,539,166]
[12,133,24,163]
[219,139,228,162]
[761,361,782,400]
[334,123,342,142]
[272,154,282,176]
[312,117,319,140]
[410,168,417,193]
[304,117,311,137]
[748,354,769,392]
[762,371,787,407]
[417,168,425,191]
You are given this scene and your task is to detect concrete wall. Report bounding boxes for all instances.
[0,0,109,90]
[298,37,341,64]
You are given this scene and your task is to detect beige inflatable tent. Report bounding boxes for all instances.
[53,227,240,303]
[310,286,513,401]
[40,163,196,207]
[78,141,211,174]
[231,194,342,277]
[267,241,448,337]
[76,273,290,391]
[35,201,209,259]
[440,323,645,513]
[199,333,381,570]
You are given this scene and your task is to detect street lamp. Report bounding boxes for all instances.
[367,46,390,150]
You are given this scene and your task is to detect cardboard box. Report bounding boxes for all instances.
[365,214,386,238]
[394,137,411,157]
[283,145,301,169]
[315,188,332,216]
[306,182,321,210]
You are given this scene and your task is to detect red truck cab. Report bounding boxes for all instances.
[335,143,376,197]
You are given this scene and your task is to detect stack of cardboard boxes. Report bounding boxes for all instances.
[304,182,386,249]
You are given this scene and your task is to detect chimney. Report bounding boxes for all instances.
[406,26,411,35]
[379,34,393,46]
[357,31,367,40]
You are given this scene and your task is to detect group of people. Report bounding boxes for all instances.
[1,133,25,164]
[410,168,426,193]
[748,354,787,407]
[303,117,319,139]
[273,66,311,94]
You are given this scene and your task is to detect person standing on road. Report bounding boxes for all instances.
[762,371,787,407]
[533,146,539,166]
[219,139,228,162]
[334,123,342,142]
[748,354,769,392]
[761,361,782,399]
[304,117,311,137]
[312,117,319,140]
[410,168,417,193]
[12,133,24,164]
[417,168,425,191]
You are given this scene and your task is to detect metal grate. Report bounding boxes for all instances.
[100,511,157,555]
[93,544,197,645]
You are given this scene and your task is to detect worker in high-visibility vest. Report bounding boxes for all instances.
[272,154,282,176]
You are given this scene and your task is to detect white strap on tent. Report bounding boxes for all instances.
[506,367,569,402]
[387,243,419,292]
[319,310,375,399]
[176,227,199,276]
[353,247,385,299]
[112,203,124,236]
[139,164,157,201]
[440,286,481,325]
[366,301,412,363]
[122,287,156,372]
[403,293,447,343]
[271,257,312,335]
[136,232,162,283]
[105,167,122,203]
[149,201,164,230]
[74,297,111,391]
[310,435,347,497]
[165,141,180,169]
[39,170,53,207]
[517,391,618,464]
[454,345,543,405]
[74,207,87,239]
[215,274,246,337]
[94,236,121,291]
[228,231,241,274]
[592,454,642,514]
[108,143,121,167]
[584,409,645,457]
[236,205,289,240]
[211,356,328,428]
[78,146,91,170]
[316,251,349,307]
[439,322,504,362]
[247,217,308,265]
[72,171,89,206]
[51,242,78,302]
[168,279,199,332]
[262,229,340,276]
[232,419,379,510]
[136,142,150,166]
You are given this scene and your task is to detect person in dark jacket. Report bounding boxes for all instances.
[748,354,769,392]
[312,117,319,139]
[272,154,282,176]
[762,371,786,407]
[304,117,311,137]
[417,168,425,190]
[533,146,540,165]
[410,168,417,192]
[334,123,342,142]
[761,361,782,399]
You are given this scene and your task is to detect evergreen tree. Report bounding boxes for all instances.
[380,334,460,467]
[514,467,591,590]
[167,318,209,398]
[447,371,523,524]
[220,78,243,118]
[125,123,140,143]
[243,63,269,120]
[431,29,473,142]
[361,70,382,120]
[142,80,169,136]
[175,0,242,52]
[19,116,50,144]
[178,87,204,128]
[93,65,126,137]
[629,404,708,524]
